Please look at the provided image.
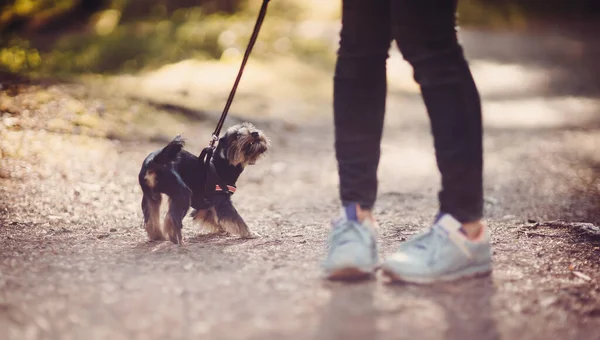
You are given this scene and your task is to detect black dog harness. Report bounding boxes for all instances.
[196,147,237,209]
[214,185,236,193]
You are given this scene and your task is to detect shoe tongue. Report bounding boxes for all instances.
[434,214,463,234]
[434,214,474,258]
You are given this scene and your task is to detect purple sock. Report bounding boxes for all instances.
[344,204,359,222]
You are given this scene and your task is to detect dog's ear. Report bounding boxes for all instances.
[225,130,239,143]
[216,134,230,151]
[210,133,232,161]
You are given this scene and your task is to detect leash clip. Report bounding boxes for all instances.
[208,134,219,148]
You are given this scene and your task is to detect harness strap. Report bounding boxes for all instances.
[215,185,237,193]
[199,145,235,196]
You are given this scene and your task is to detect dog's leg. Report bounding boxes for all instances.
[191,208,224,234]
[142,193,165,241]
[164,203,183,244]
[161,171,191,245]
[213,198,259,239]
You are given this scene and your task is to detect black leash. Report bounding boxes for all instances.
[198,0,271,201]
[209,0,271,149]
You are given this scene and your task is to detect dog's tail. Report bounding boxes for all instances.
[151,135,185,165]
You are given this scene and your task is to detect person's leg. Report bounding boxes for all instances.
[393,0,483,225]
[323,0,391,280]
[334,0,391,212]
[381,0,491,283]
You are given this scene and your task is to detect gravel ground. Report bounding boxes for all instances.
[1,27,599,340]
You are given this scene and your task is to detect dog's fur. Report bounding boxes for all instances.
[138,122,269,244]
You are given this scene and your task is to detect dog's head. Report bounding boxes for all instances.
[216,122,270,167]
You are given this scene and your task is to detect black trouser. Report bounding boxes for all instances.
[334,0,483,223]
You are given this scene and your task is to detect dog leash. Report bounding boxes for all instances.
[198,0,271,200]
[209,0,271,149]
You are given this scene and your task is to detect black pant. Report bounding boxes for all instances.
[334,0,483,223]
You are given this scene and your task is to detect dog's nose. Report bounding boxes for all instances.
[251,132,259,138]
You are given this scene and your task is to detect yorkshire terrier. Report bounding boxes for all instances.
[138,122,270,244]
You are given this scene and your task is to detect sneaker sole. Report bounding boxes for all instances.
[381,263,492,284]
[325,267,374,281]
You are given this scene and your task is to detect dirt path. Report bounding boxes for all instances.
[1,28,600,340]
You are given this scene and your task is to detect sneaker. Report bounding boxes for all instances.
[322,205,379,280]
[381,214,492,284]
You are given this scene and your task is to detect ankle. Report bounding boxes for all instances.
[356,207,373,223]
[343,203,374,223]
[461,220,485,240]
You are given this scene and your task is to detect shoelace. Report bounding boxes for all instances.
[410,225,472,260]
[409,228,436,250]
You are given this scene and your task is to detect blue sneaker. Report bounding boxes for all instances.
[322,205,379,280]
[381,214,492,284]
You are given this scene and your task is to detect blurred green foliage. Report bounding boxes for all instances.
[0,0,599,75]
[457,0,600,28]
[0,0,335,74]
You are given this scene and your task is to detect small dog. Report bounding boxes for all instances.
[138,122,269,244]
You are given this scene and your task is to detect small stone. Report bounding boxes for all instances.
[539,296,558,308]
[97,233,110,239]
[2,117,19,127]
[110,228,117,232]
[578,223,600,236]
[572,271,592,281]
[484,196,499,205]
